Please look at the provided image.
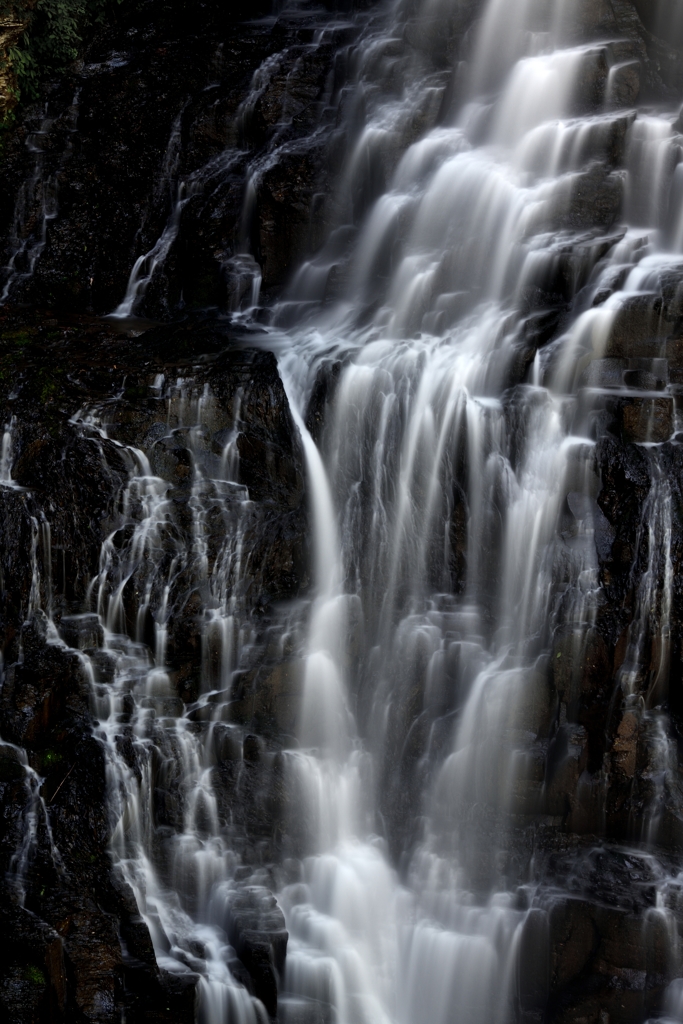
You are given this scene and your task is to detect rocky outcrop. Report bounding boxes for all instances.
[0,0,380,315]
[0,0,677,319]
[0,312,308,1022]
[0,610,197,1024]
[223,886,288,1016]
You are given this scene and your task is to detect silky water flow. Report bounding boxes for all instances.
[268,0,683,1014]
[9,0,683,1020]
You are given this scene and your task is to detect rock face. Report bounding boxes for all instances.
[0,312,308,1022]
[0,0,377,315]
[0,0,677,320]
[224,887,288,1016]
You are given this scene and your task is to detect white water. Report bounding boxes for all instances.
[266,0,683,1019]
[0,92,80,305]
[8,0,683,1020]
[0,418,15,486]
[111,109,188,318]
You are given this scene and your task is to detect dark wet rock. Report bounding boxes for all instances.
[523,233,626,309]
[528,845,671,1021]
[558,845,659,912]
[0,617,92,750]
[667,335,683,382]
[448,481,469,593]
[579,357,627,387]
[544,724,589,818]
[608,60,642,106]
[632,0,683,91]
[562,435,683,852]
[543,889,668,1024]
[0,311,308,1021]
[573,47,610,112]
[224,886,288,1016]
[562,0,619,41]
[230,660,303,742]
[618,394,674,442]
[635,0,683,48]
[0,743,25,783]
[562,164,625,233]
[604,294,666,358]
[58,614,104,651]
[574,385,674,442]
[574,387,619,439]
[622,367,666,390]
[0,3,264,312]
[305,360,343,445]
[0,906,67,1024]
[518,908,550,1013]
[0,0,377,316]
[596,433,651,516]
[164,589,203,705]
[549,897,601,1002]
[512,307,569,382]
[0,603,194,1023]
[222,744,294,861]
[255,146,332,294]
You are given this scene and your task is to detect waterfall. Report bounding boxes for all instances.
[266,0,683,1019]
[92,0,683,1017]
[0,92,80,305]
[6,0,683,1021]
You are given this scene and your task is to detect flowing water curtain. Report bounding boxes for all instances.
[274,5,602,1024]
[66,376,276,1020]
[16,0,681,1021]
[271,0,683,1021]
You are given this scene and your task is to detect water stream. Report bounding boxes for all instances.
[10,0,683,1020]
[97,0,683,1018]
[0,91,80,305]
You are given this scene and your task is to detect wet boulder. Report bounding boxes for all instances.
[229,659,304,741]
[608,60,642,107]
[622,367,666,390]
[602,294,666,359]
[561,164,625,233]
[225,886,288,1016]
[0,612,92,750]
[618,393,674,442]
[579,357,626,387]
[58,614,104,651]
[533,846,671,1021]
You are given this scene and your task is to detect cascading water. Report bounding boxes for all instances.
[86,0,683,1018]
[8,0,683,1021]
[0,91,80,305]
[267,0,683,1019]
[111,110,189,318]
